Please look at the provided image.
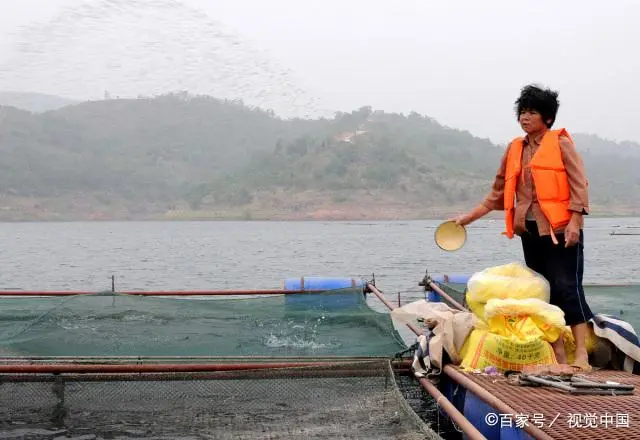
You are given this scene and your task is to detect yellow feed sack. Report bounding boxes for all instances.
[459,328,557,372]
[459,297,565,372]
[466,262,550,305]
[466,297,486,324]
[484,298,566,343]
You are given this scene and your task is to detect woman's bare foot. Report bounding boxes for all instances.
[552,339,567,364]
[572,347,590,369]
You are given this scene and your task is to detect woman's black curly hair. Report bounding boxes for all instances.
[514,84,560,128]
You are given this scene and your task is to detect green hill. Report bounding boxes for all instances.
[0,93,638,220]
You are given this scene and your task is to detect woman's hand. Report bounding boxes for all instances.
[564,214,581,247]
[450,213,472,227]
[449,204,491,227]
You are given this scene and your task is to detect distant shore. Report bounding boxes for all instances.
[0,205,637,222]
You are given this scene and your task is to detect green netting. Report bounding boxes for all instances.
[582,285,640,328]
[0,288,408,357]
[0,288,467,439]
[0,360,450,440]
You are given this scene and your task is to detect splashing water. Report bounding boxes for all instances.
[263,314,341,352]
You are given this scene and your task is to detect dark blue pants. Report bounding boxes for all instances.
[520,220,594,326]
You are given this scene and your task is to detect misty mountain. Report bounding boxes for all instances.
[0,91,78,113]
[0,93,638,220]
[572,133,640,158]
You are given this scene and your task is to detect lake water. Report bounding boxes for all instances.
[1,217,638,288]
[1,217,639,347]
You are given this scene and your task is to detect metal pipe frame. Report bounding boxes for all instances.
[426,281,467,312]
[444,365,554,440]
[366,283,487,440]
[0,289,323,296]
[0,360,411,374]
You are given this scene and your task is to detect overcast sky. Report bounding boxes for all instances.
[1,0,638,145]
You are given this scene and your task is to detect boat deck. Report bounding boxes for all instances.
[447,367,640,439]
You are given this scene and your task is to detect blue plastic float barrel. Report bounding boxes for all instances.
[441,374,536,439]
[283,277,364,292]
[282,277,365,310]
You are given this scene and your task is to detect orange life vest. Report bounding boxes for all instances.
[503,128,573,243]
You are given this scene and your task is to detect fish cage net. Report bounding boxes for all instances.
[0,358,456,440]
[0,287,467,439]
[0,288,407,358]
